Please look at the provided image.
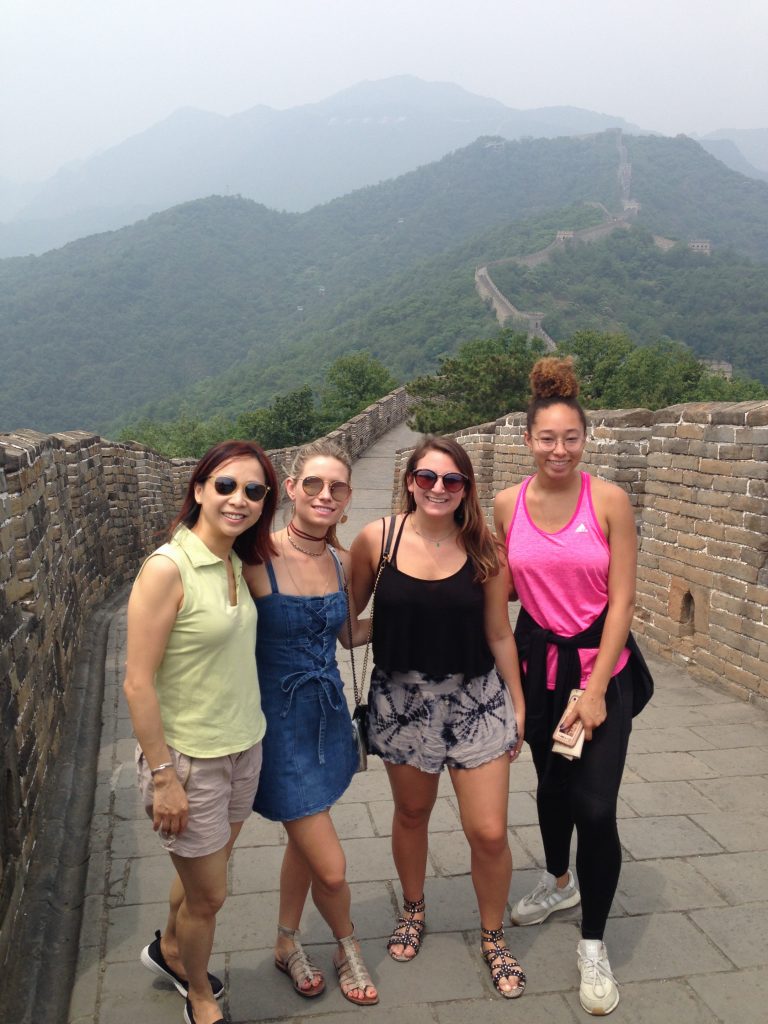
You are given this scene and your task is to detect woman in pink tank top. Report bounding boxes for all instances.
[494,357,639,1017]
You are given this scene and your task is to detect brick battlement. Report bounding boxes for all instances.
[0,387,410,955]
[393,401,768,698]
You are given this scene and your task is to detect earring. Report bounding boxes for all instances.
[340,512,349,524]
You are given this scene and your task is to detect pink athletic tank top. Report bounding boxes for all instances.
[506,472,630,689]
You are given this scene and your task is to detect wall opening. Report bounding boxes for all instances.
[679,591,695,637]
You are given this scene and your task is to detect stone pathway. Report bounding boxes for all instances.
[70,423,768,1024]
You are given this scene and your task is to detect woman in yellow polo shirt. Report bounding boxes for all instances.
[124,439,278,1024]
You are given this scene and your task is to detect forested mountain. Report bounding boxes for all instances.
[0,76,640,257]
[0,134,620,433]
[3,130,768,435]
[490,227,768,383]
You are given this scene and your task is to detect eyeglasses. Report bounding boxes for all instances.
[212,476,270,502]
[300,476,351,502]
[411,469,468,493]
[530,434,586,452]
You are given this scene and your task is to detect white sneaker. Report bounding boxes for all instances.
[510,870,581,926]
[577,940,619,1015]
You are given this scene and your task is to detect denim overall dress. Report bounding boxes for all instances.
[252,547,357,821]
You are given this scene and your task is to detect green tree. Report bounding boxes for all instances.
[407,330,544,433]
[317,351,397,430]
[235,384,318,449]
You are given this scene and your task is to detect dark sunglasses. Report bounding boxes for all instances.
[301,476,351,502]
[412,469,468,493]
[212,476,270,502]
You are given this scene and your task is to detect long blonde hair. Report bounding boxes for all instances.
[400,435,499,583]
[286,439,353,549]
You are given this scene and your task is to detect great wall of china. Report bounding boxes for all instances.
[2,386,767,964]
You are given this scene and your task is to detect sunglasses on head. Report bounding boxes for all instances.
[411,469,468,493]
[212,476,270,502]
[300,476,351,502]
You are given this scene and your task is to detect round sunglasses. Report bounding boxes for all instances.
[411,468,468,493]
[212,476,270,502]
[300,476,351,502]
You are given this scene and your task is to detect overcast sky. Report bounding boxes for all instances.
[2,0,766,181]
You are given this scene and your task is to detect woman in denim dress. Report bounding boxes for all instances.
[244,440,376,1006]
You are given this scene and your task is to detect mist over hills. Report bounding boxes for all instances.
[2,130,768,436]
[0,76,641,258]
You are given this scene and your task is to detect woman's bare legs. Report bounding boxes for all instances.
[385,762,440,958]
[274,837,321,993]
[283,811,377,1001]
[169,821,244,1024]
[450,755,521,995]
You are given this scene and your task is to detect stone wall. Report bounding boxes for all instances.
[394,401,768,701]
[0,385,410,955]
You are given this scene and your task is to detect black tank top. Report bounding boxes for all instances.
[372,516,494,679]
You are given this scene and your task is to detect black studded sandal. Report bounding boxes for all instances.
[387,895,426,962]
[481,925,526,999]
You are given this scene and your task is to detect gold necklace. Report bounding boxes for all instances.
[287,533,327,558]
[280,534,330,596]
[410,517,457,548]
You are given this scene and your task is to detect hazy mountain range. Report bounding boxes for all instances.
[2,130,767,435]
[0,75,645,257]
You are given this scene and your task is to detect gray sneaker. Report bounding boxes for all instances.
[577,939,619,1015]
[510,870,581,926]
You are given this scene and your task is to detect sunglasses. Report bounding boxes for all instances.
[412,469,468,493]
[212,476,270,502]
[300,476,351,502]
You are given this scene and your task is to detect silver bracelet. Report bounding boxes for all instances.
[150,761,174,776]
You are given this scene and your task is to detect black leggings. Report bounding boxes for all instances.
[528,664,633,940]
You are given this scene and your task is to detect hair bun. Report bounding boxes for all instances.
[529,357,580,400]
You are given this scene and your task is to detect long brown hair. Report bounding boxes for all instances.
[286,439,353,549]
[400,435,500,583]
[169,440,278,564]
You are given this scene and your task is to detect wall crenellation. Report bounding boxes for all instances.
[395,400,768,705]
[0,387,411,958]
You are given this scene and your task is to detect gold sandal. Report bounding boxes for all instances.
[274,925,325,998]
[333,931,379,1006]
[387,895,426,962]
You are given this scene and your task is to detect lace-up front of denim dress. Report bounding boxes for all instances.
[252,548,358,821]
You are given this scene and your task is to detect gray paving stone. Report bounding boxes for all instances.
[329,801,376,839]
[690,903,768,967]
[625,751,718,782]
[235,813,286,848]
[342,836,412,883]
[619,815,724,859]
[566,978,719,1023]
[230,844,286,894]
[688,724,768,748]
[299,880,394,941]
[613,859,726,914]
[688,774,768,814]
[338,768,397,802]
[506,758,538,792]
[688,745,768,776]
[601,911,731,980]
[696,701,768,724]
[651,684,734,707]
[229,932,485,1020]
[111,855,171,906]
[690,811,768,852]
[689,850,768,904]
[629,727,716,754]
[688,965,768,1024]
[111,818,170,858]
[98,958,223,1024]
[435,992,577,1023]
[619,780,720,816]
[213,891,281,952]
[507,789,539,825]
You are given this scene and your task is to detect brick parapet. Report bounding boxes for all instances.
[0,386,412,952]
[395,401,768,702]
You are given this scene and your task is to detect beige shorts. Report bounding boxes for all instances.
[136,742,262,858]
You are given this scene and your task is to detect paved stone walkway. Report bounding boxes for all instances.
[70,423,768,1024]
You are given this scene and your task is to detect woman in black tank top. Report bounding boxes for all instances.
[351,436,527,999]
